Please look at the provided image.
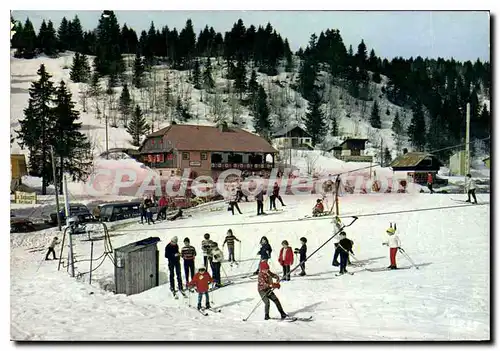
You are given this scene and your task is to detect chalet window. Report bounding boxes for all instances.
[182,152,190,161]
[305,138,311,144]
[351,149,361,156]
[166,153,174,161]
[211,153,223,163]
[201,152,208,161]
[228,153,243,163]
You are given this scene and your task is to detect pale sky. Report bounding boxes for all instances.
[12,10,490,62]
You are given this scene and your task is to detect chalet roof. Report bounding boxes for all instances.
[390,152,443,168]
[272,125,311,138]
[483,156,490,161]
[115,237,161,254]
[338,138,368,147]
[143,124,277,153]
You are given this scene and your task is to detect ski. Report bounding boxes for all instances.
[179,290,187,298]
[190,306,209,316]
[172,290,179,299]
[207,307,222,313]
[270,316,313,322]
[208,281,234,292]
[335,272,354,276]
[366,266,413,272]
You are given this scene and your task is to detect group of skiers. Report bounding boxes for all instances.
[228,182,287,216]
[140,195,185,224]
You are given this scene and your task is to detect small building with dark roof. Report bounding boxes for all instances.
[328,138,372,162]
[390,152,444,184]
[272,125,313,150]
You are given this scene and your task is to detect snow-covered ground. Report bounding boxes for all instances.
[11,193,490,340]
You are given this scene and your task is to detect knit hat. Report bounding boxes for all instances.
[184,237,190,243]
[171,236,178,243]
[259,260,270,271]
[300,237,307,243]
[204,233,210,239]
[386,227,395,235]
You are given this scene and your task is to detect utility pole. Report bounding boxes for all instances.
[465,103,471,176]
[50,146,62,231]
[63,174,75,278]
[105,106,109,159]
[380,137,383,167]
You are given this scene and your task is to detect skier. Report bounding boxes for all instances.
[223,229,241,265]
[427,172,435,194]
[278,240,294,281]
[156,195,168,220]
[254,236,273,275]
[337,232,354,275]
[201,233,214,269]
[294,237,308,276]
[255,188,266,216]
[382,224,401,269]
[45,236,60,260]
[272,182,286,208]
[167,208,183,221]
[228,190,243,215]
[465,173,478,204]
[181,237,197,288]
[165,236,184,293]
[257,261,288,320]
[187,267,213,310]
[139,199,147,224]
[236,184,248,202]
[332,217,342,266]
[312,199,325,217]
[210,242,224,288]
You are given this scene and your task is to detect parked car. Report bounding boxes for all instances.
[45,203,94,225]
[11,216,35,233]
[98,202,143,222]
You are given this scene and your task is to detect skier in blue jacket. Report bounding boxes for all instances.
[254,236,272,275]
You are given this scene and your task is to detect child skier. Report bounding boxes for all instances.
[45,236,60,260]
[187,267,213,310]
[278,240,294,281]
[294,237,307,276]
[258,261,288,320]
[337,232,354,275]
[210,242,224,288]
[383,224,401,269]
[201,233,214,269]
[255,188,266,216]
[181,237,197,288]
[254,236,273,275]
[312,199,324,217]
[465,173,478,204]
[223,229,241,265]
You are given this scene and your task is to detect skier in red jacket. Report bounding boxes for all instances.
[257,261,288,320]
[187,267,214,310]
[278,240,294,281]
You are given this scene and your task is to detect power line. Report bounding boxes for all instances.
[111,202,488,233]
[427,136,491,155]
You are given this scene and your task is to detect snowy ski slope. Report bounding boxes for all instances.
[10,193,490,341]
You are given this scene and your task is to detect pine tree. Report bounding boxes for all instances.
[253,85,271,138]
[192,58,202,89]
[70,52,90,83]
[304,89,327,146]
[202,57,215,91]
[119,84,132,127]
[16,64,56,194]
[248,69,259,96]
[51,80,92,191]
[57,17,70,52]
[356,39,367,68]
[94,11,125,77]
[68,15,84,53]
[233,54,247,99]
[127,105,149,146]
[89,71,102,97]
[383,147,392,167]
[369,100,382,128]
[407,101,426,151]
[372,71,382,84]
[133,51,145,89]
[16,18,37,58]
[392,111,403,135]
[331,116,339,136]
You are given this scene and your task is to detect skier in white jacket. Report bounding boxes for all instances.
[465,173,478,204]
[383,225,401,269]
[210,242,224,287]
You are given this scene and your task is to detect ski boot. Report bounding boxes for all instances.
[265,314,270,320]
[206,303,211,309]
[197,304,202,310]
[299,271,306,276]
[333,261,340,267]
[280,313,288,320]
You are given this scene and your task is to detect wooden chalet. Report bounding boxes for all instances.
[390,152,443,184]
[272,125,313,150]
[329,138,372,162]
[138,123,278,179]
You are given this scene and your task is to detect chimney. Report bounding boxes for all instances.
[218,121,229,132]
[403,148,408,155]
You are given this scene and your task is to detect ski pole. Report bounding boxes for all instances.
[239,241,242,262]
[398,248,419,269]
[242,216,359,321]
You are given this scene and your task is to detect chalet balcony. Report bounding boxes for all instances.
[339,155,373,163]
[211,162,273,170]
